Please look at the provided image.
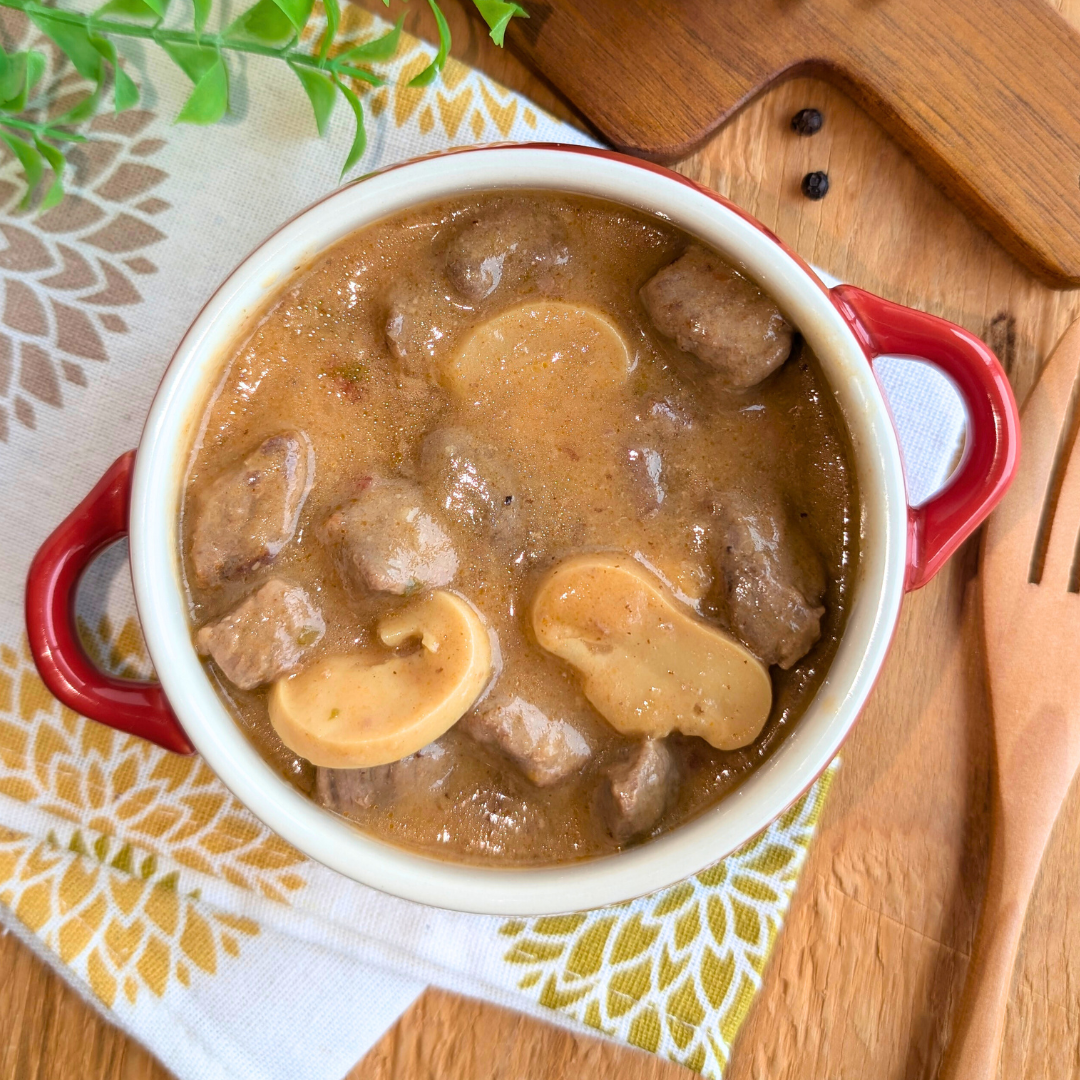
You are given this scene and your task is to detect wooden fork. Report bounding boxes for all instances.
[941,318,1080,1079]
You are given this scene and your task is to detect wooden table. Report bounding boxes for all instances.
[6,2,1080,1076]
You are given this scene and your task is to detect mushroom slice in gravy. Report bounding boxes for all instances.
[445,300,632,399]
[532,553,772,750]
[269,590,493,768]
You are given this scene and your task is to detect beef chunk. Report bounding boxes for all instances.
[196,578,324,690]
[708,492,826,668]
[190,431,313,587]
[315,740,452,813]
[640,247,793,390]
[463,696,591,787]
[320,477,458,595]
[315,762,392,812]
[445,202,569,302]
[604,738,675,841]
[419,427,524,546]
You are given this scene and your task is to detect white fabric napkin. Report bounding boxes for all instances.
[0,6,965,1079]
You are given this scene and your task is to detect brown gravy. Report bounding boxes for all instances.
[181,192,859,866]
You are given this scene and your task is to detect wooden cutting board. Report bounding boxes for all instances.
[507,0,1080,287]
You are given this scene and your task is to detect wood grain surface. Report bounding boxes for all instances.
[506,0,1080,287]
[939,320,1080,1080]
[6,1,1080,1077]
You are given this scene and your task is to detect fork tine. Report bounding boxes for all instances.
[1041,456,1080,588]
[1022,323,1080,586]
[1039,362,1080,589]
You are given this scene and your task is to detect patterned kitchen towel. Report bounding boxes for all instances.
[0,5,965,1079]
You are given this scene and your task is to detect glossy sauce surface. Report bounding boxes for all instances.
[182,192,859,865]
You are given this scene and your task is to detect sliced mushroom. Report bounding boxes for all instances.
[269,590,494,768]
[531,553,772,750]
[445,300,632,402]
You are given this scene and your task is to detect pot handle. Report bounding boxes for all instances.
[25,450,194,754]
[831,284,1021,591]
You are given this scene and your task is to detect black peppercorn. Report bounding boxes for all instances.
[801,171,829,200]
[791,108,823,136]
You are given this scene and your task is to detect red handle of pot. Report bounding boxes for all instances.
[831,284,1021,591]
[25,450,194,754]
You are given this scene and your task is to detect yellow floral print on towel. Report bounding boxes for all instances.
[0,626,303,1006]
[500,775,833,1076]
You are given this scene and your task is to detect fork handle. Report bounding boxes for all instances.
[939,785,1052,1079]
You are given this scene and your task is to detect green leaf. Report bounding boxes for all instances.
[34,139,66,210]
[89,37,140,112]
[270,0,315,34]
[175,53,229,124]
[192,0,212,34]
[0,132,43,209]
[470,0,527,47]
[333,76,365,176]
[319,0,340,60]
[27,11,105,85]
[330,64,383,87]
[163,42,228,125]
[289,62,335,136]
[1,50,47,113]
[24,49,46,96]
[161,40,220,82]
[38,128,86,144]
[0,50,42,113]
[223,0,296,48]
[407,0,450,88]
[112,60,139,110]
[94,0,165,23]
[333,14,403,63]
[0,51,28,105]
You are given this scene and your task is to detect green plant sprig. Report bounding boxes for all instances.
[0,0,528,208]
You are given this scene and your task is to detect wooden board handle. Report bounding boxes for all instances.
[819,0,1080,286]
[509,0,1080,284]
